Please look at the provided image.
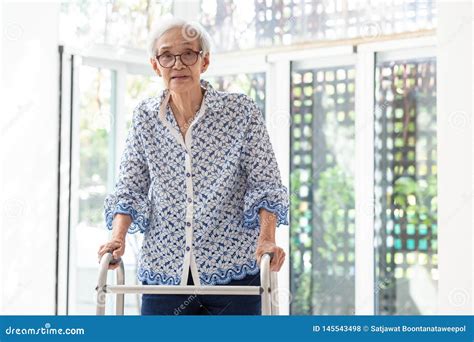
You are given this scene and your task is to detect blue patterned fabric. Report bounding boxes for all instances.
[104,78,289,285]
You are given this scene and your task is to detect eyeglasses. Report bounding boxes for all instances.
[155,49,203,68]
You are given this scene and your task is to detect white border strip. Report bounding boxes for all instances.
[354,49,376,315]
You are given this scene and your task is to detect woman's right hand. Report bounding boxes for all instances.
[98,213,131,269]
[97,237,125,270]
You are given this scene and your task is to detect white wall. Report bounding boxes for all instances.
[0,2,59,314]
[437,0,473,314]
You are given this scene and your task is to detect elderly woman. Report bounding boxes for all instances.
[97,17,289,315]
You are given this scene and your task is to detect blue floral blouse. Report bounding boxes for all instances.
[104,78,289,286]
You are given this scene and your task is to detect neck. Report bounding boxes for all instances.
[169,83,204,121]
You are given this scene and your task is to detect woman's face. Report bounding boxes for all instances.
[150,27,210,93]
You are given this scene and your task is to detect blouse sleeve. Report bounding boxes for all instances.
[103,104,151,234]
[241,97,289,230]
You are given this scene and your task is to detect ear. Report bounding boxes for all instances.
[150,58,162,77]
[200,53,210,74]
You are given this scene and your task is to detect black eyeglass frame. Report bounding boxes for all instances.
[155,49,204,68]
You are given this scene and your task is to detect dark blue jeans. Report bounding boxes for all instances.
[141,270,261,315]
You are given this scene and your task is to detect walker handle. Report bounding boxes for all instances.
[266,252,275,260]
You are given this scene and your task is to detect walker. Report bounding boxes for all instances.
[96,252,279,315]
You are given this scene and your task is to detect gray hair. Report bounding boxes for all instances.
[147,17,212,58]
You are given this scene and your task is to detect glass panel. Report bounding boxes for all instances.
[206,72,266,114]
[72,66,113,314]
[290,65,356,314]
[59,0,173,50]
[200,0,437,52]
[110,73,166,315]
[60,1,436,52]
[374,57,437,315]
[72,69,161,315]
[125,74,164,128]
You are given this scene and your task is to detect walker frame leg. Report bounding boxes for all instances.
[96,253,113,315]
[115,260,125,315]
[260,253,277,315]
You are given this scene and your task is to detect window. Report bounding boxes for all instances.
[59,0,173,50]
[70,66,151,315]
[374,56,437,315]
[72,66,113,314]
[125,74,164,128]
[200,0,437,52]
[59,0,439,316]
[290,62,356,314]
[207,72,266,113]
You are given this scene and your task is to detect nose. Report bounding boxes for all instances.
[174,55,185,68]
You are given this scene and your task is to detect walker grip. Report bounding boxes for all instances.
[264,252,275,261]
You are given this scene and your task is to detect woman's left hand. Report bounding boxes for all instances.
[255,241,286,272]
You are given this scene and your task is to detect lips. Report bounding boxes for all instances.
[172,76,189,79]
